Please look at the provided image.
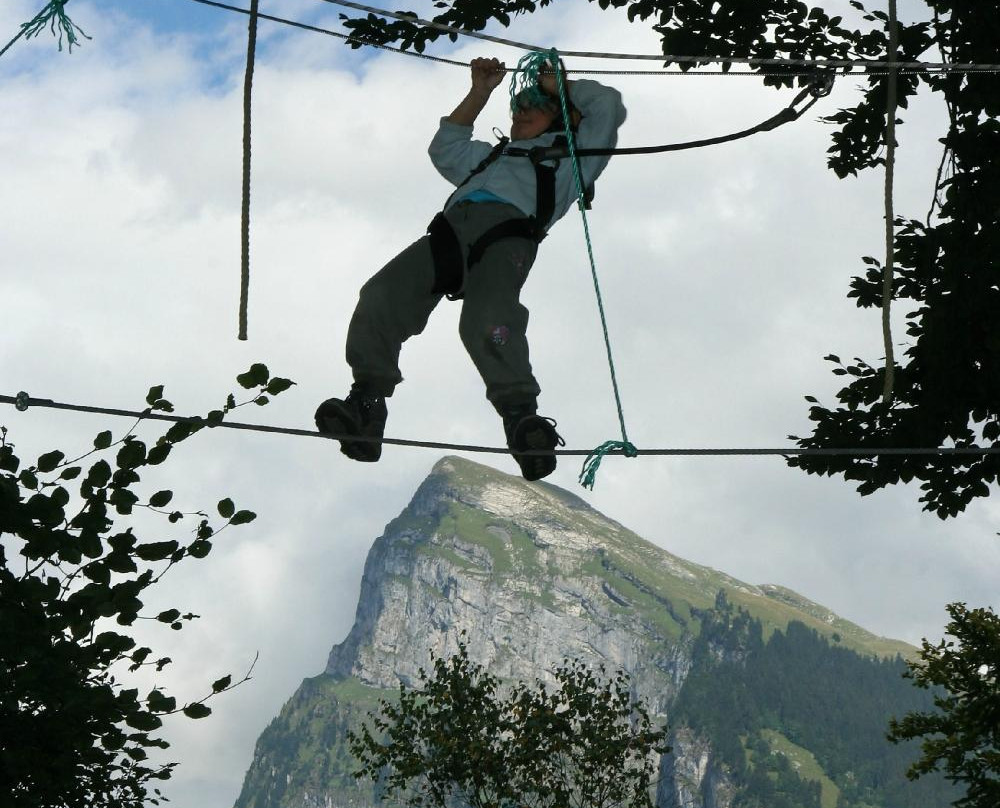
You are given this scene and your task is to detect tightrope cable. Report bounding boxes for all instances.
[4,393,999,460]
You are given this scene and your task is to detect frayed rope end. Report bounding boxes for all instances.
[21,0,91,53]
[578,439,639,490]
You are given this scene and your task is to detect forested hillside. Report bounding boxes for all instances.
[674,597,957,808]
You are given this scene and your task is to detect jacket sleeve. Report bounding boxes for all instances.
[428,118,495,187]
[569,79,627,185]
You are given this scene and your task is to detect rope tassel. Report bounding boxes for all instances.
[2,0,90,58]
[579,440,639,490]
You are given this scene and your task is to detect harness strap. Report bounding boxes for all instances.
[442,136,509,210]
[427,211,464,299]
[466,218,545,269]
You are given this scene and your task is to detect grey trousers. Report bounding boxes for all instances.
[346,201,542,409]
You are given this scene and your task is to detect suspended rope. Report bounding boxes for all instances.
[182,0,996,76]
[323,0,1000,73]
[504,77,830,165]
[880,0,898,404]
[528,50,638,488]
[1,0,89,58]
[238,0,259,341]
[5,392,999,460]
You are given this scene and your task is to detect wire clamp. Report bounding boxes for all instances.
[808,71,836,98]
[15,392,30,412]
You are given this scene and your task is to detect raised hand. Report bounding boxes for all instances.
[470,57,506,95]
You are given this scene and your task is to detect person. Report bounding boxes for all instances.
[315,56,626,481]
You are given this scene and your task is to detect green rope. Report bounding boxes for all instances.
[1,0,90,58]
[509,52,551,111]
[516,48,638,489]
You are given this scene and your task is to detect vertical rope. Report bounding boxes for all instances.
[239,0,260,341]
[535,49,638,488]
[880,0,898,403]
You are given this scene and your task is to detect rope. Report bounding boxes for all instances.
[880,0,898,404]
[1,0,89,58]
[323,0,1000,73]
[532,49,639,489]
[509,81,825,164]
[239,0,259,341]
[181,0,988,77]
[4,392,999,459]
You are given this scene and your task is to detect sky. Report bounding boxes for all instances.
[1,0,997,806]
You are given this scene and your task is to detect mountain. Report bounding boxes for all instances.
[234,456,954,808]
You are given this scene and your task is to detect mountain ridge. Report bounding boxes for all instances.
[235,454,938,808]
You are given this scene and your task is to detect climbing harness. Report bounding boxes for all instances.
[425,130,574,300]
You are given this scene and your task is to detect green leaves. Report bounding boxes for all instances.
[889,603,1000,807]
[350,640,666,808]
[266,377,295,395]
[146,385,173,413]
[217,498,235,519]
[230,510,256,526]
[37,450,65,472]
[146,689,177,714]
[183,702,212,719]
[116,439,146,470]
[218,498,256,525]
[149,490,173,508]
[1,367,281,806]
[236,363,270,389]
[135,541,180,562]
[211,675,232,693]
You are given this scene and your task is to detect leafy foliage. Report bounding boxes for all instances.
[791,2,1000,519]
[888,602,1000,808]
[348,641,668,808]
[0,365,293,808]
[339,0,999,517]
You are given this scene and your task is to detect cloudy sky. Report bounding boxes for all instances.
[2,0,997,805]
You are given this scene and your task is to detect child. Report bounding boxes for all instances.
[316,56,626,481]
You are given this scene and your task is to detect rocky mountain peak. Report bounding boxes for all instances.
[235,457,946,808]
[324,455,910,711]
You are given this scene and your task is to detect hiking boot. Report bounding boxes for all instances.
[314,384,388,462]
[501,403,565,482]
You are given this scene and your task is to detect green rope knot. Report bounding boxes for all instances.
[21,0,90,53]
[509,50,554,112]
[579,440,640,490]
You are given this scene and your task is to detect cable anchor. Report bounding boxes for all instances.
[808,71,836,98]
[15,392,30,412]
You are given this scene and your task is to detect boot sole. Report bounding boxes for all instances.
[314,400,382,462]
[513,418,559,481]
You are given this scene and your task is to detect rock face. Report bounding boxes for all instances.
[234,456,920,808]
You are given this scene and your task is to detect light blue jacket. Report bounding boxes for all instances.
[428,79,627,227]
